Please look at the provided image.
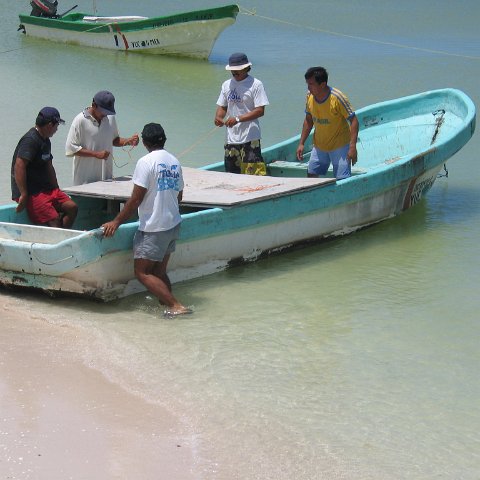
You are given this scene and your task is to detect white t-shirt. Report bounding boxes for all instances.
[65,108,120,185]
[216,75,269,145]
[133,149,183,232]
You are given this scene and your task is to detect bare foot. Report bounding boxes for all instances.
[164,307,193,318]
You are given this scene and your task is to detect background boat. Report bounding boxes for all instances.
[18,4,239,58]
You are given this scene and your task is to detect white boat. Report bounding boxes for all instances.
[18,4,239,59]
[0,89,475,300]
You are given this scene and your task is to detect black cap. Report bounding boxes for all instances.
[37,106,65,125]
[141,123,166,145]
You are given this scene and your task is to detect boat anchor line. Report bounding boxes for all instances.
[431,109,445,145]
[238,6,480,61]
[437,163,449,178]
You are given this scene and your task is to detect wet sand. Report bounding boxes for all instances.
[0,295,196,480]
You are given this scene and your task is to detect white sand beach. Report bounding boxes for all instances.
[1,294,196,480]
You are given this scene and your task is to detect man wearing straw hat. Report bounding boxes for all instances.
[214,52,269,175]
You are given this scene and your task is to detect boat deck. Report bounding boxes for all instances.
[64,167,336,208]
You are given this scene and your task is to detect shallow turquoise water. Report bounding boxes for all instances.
[1,0,479,478]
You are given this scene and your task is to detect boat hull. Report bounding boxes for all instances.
[0,165,440,301]
[0,89,475,300]
[18,5,239,58]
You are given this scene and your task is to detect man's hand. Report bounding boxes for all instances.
[224,116,239,128]
[214,116,225,127]
[347,145,358,166]
[95,150,110,160]
[296,144,305,162]
[126,134,139,146]
[102,220,120,237]
[16,194,28,213]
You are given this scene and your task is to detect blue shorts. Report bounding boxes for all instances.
[308,144,351,179]
[133,223,181,261]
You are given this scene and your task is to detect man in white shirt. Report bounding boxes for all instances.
[214,52,269,175]
[65,90,139,185]
[102,123,191,317]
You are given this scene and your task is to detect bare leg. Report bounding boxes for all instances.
[134,256,190,314]
[59,200,78,229]
[152,261,172,292]
[46,216,62,228]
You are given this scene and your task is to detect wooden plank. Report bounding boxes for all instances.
[64,167,336,207]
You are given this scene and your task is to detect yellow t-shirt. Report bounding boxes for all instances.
[306,87,354,152]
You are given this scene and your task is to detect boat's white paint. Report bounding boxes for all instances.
[21,17,236,58]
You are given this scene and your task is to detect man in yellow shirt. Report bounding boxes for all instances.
[296,67,359,179]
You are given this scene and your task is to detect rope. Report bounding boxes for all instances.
[110,126,221,170]
[113,144,136,169]
[176,125,221,159]
[238,6,480,61]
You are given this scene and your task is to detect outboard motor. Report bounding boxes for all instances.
[30,0,59,18]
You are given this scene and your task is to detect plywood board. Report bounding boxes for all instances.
[64,167,335,208]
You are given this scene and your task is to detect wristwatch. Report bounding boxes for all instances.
[235,116,240,123]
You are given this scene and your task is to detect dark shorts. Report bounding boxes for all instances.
[17,189,72,225]
[224,139,266,175]
[133,223,181,262]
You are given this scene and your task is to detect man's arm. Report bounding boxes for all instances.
[348,115,359,165]
[223,106,265,128]
[112,134,140,148]
[296,114,314,161]
[102,184,147,237]
[65,119,111,160]
[74,147,111,160]
[14,157,29,213]
[45,159,59,190]
[214,105,228,127]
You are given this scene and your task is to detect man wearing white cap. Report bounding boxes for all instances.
[214,52,269,175]
[66,90,139,185]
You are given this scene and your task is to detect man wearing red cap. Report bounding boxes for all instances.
[11,107,78,228]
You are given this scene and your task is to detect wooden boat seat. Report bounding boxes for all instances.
[267,160,367,178]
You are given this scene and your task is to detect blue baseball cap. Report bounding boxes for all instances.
[93,90,116,115]
[37,106,65,125]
